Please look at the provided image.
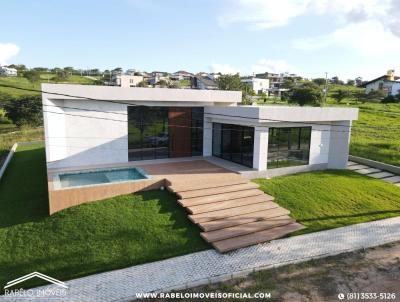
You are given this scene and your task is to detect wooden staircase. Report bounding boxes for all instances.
[168,176,305,253]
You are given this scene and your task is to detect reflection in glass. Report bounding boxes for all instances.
[267,127,311,169]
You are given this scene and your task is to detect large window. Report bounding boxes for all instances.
[267,127,311,169]
[128,106,203,161]
[128,106,169,161]
[212,123,254,168]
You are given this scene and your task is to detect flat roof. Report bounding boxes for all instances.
[41,83,241,104]
[205,105,359,122]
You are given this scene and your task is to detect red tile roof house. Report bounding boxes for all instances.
[42,84,358,251]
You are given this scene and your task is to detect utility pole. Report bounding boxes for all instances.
[324,72,328,104]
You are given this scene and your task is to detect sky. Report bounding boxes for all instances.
[1,0,400,80]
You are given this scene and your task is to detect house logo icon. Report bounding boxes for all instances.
[4,272,68,289]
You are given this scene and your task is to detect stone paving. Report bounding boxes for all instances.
[347,161,400,186]
[2,217,400,302]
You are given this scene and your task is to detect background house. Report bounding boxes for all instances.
[111,74,144,87]
[365,70,400,96]
[241,76,269,94]
[0,66,18,77]
[191,75,218,90]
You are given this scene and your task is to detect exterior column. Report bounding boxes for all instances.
[327,120,352,169]
[203,118,213,156]
[253,127,269,171]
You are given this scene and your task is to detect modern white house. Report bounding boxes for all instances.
[241,76,269,94]
[42,84,358,178]
[365,70,400,96]
[0,66,18,76]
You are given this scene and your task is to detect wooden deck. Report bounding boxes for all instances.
[141,160,305,253]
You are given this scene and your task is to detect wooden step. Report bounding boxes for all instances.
[189,201,280,224]
[186,195,274,215]
[177,183,259,199]
[179,189,265,207]
[198,207,289,232]
[212,223,306,253]
[169,178,248,193]
[201,215,294,242]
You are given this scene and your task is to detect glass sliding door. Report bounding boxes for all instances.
[267,127,311,169]
[212,123,254,168]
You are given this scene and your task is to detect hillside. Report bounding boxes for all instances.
[0,73,98,97]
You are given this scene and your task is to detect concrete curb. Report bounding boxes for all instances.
[349,155,400,174]
[0,143,17,182]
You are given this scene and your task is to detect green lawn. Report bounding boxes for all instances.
[254,170,400,235]
[0,127,44,161]
[0,144,209,291]
[350,103,400,166]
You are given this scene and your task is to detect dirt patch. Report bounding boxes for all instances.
[141,242,400,302]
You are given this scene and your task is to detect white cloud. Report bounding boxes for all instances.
[0,43,20,65]
[218,0,310,30]
[219,0,395,31]
[251,59,299,74]
[293,21,400,56]
[209,63,239,74]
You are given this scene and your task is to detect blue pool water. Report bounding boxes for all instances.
[56,167,149,189]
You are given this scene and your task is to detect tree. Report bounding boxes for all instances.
[53,70,70,82]
[382,92,400,104]
[23,70,41,85]
[8,64,26,73]
[4,95,43,127]
[346,79,355,86]
[331,89,351,103]
[312,78,326,86]
[287,82,323,106]
[365,90,386,103]
[137,80,148,87]
[281,78,296,89]
[156,79,168,87]
[216,74,242,91]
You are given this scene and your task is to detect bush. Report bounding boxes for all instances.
[382,93,400,104]
[287,82,323,106]
[3,95,43,127]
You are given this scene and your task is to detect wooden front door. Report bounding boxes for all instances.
[168,107,192,157]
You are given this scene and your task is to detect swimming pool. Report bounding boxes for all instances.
[53,167,150,189]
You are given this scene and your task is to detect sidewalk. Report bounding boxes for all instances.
[2,217,400,302]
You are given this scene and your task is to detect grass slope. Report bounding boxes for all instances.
[0,144,208,291]
[350,103,400,166]
[254,170,400,234]
[0,74,97,97]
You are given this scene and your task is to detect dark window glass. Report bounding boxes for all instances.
[128,106,169,161]
[191,107,204,156]
[212,123,254,168]
[128,106,203,161]
[267,127,311,169]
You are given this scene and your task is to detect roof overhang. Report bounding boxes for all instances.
[41,83,241,104]
[205,105,359,124]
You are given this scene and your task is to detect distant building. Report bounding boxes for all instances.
[111,74,144,87]
[241,76,269,94]
[255,72,298,97]
[191,76,218,90]
[364,70,400,96]
[0,66,17,77]
[170,70,193,81]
